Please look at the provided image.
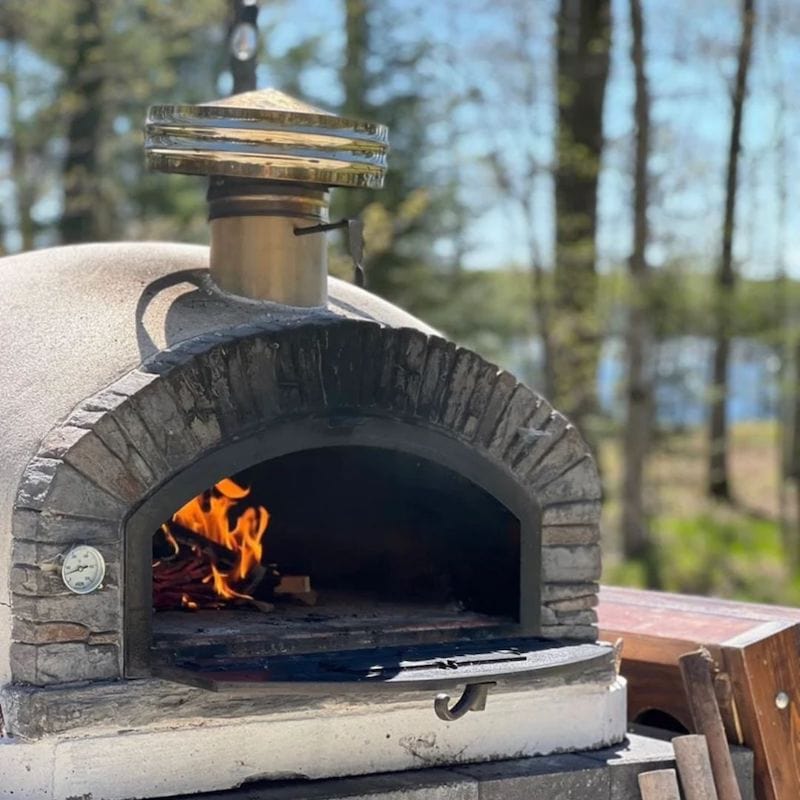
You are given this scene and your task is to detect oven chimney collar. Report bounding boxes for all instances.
[145,88,389,306]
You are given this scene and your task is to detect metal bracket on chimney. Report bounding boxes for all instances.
[295,218,366,288]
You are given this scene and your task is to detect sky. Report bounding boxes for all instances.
[1,0,798,279]
[257,0,800,279]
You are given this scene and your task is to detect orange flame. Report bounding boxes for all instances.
[170,477,269,604]
[203,563,254,600]
[181,594,198,610]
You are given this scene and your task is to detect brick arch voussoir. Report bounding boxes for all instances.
[15,316,602,548]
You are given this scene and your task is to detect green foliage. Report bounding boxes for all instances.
[603,419,800,606]
[330,0,460,315]
[0,0,226,247]
[600,269,800,344]
[656,512,797,602]
[605,510,800,605]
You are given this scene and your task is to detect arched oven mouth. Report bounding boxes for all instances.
[124,416,544,695]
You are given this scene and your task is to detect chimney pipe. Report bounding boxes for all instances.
[145,89,388,307]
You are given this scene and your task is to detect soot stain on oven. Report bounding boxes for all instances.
[150,446,521,665]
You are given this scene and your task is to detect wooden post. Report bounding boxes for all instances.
[673,734,719,800]
[638,768,681,800]
[723,623,800,800]
[680,648,743,800]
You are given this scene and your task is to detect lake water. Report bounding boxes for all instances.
[511,336,780,427]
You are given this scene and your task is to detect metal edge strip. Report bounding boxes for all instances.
[145,150,386,188]
[144,135,387,166]
[148,104,389,141]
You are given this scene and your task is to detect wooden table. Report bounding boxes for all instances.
[598,586,800,800]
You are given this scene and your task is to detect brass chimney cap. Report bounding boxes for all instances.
[145,88,388,189]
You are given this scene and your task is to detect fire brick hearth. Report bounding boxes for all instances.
[0,88,624,800]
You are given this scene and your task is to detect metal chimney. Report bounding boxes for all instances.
[144,89,388,306]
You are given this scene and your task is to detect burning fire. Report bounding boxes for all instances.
[153,478,270,610]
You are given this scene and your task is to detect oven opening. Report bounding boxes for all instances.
[150,446,522,661]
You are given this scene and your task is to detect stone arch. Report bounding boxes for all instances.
[10,317,601,685]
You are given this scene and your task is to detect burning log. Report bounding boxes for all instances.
[153,529,276,611]
[168,523,238,569]
[152,477,278,611]
[152,478,316,612]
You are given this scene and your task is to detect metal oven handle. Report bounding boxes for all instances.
[434,681,495,722]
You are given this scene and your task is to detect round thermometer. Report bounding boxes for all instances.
[61,545,106,594]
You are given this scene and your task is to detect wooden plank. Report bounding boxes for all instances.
[638,768,681,800]
[601,586,800,625]
[622,658,695,733]
[599,586,800,800]
[274,574,311,594]
[673,735,719,800]
[680,649,742,800]
[599,588,784,662]
[603,610,737,665]
[722,624,800,800]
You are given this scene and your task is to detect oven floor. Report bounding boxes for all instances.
[152,593,515,657]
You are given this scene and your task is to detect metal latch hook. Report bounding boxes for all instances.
[434,682,495,722]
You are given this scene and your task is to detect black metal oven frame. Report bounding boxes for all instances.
[123,414,542,679]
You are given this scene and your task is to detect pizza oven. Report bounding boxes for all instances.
[0,89,625,800]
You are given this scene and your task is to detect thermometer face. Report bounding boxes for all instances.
[61,546,106,594]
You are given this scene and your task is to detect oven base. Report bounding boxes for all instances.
[0,677,625,800]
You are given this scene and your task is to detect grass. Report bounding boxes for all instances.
[600,420,800,605]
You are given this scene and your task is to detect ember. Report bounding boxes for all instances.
[153,478,273,610]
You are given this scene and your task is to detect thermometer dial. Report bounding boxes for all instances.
[61,546,106,594]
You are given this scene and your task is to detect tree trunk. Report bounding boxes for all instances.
[342,0,369,118]
[621,0,653,561]
[1,14,36,251]
[790,340,800,566]
[519,190,556,401]
[769,53,795,563]
[707,0,755,500]
[336,0,372,243]
[519,7,555,402]
[59,0,106,244]
[341,0,370,199]
[553,0,611,440]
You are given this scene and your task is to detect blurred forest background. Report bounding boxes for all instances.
[2,0,800,603]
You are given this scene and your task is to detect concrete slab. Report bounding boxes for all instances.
[165,730,755,800]
[582,732,676,800]
[453,753,609,800]
[0,678,626,800]
[168,769,479,800]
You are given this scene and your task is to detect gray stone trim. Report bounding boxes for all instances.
[2,640,615,739]
[10,318,601,685]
